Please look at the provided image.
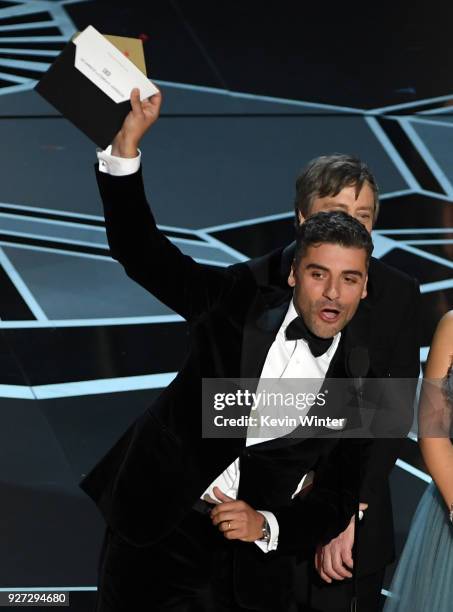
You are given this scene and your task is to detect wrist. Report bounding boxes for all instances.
[111,133,139,158]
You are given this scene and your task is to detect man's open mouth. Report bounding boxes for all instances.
[318,307,341,323]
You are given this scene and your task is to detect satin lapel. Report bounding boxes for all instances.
[240,293,290,380]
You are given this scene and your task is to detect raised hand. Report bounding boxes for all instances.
[112,87,162,158]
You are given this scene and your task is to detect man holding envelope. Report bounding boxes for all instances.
[83,86,419,612]
[77,86,379,611]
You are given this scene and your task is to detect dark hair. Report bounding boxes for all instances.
[294,210,374,265]
[294,154,379,224]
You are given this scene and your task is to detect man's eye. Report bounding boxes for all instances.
[359,213,371,220]
[311,272,324,279]
[344,277,357,284]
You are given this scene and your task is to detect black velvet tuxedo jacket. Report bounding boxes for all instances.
[81,168,419,602]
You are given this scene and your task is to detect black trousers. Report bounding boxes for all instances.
[95,509,297,612]
[296,559,385,612]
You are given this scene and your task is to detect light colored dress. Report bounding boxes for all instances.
[384,369,452,612]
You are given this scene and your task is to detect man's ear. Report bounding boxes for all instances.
[297,210,305,226]
[288,262,296,288]
[361,274,368,299]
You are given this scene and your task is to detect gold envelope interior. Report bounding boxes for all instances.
[72,32,147,75]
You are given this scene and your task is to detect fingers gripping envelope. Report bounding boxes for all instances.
[35,25,159,148]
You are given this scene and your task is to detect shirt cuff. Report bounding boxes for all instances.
[97,145,141,176]
[254,511,279,553]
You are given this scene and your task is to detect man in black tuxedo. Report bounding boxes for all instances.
[241,149,420,611]
[84,90,420,611]
[84,206,369,611]
[245,160,421,609]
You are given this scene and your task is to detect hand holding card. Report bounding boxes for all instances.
[111,87,162,158]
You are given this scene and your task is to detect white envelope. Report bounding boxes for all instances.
[74,25,158,104]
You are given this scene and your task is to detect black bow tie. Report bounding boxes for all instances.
[285,315,334,358]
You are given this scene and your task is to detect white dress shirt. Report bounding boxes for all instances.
[97,147,341,552]
[201,300,340,551]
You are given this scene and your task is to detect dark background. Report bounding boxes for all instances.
[0,1,451,609]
